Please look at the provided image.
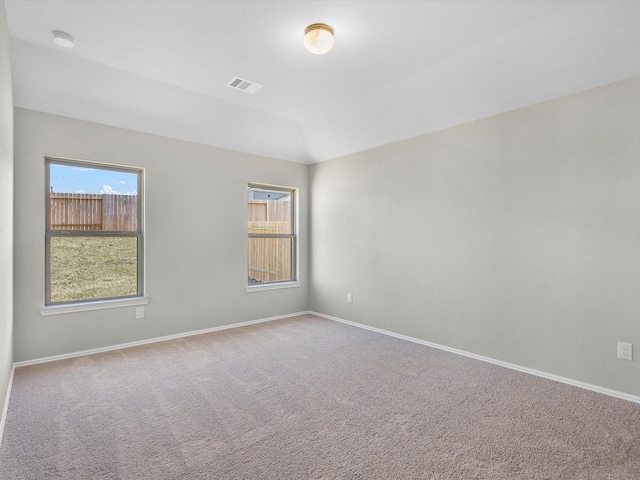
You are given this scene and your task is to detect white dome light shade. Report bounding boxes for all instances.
[303,23,335,55]
[53,30,74,48]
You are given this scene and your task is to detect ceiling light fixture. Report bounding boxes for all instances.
[52,30,74,48]
[303,23,335,55]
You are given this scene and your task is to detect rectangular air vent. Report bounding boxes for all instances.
[226,76,263,94]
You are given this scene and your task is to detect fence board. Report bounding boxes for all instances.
[49,193,137,231]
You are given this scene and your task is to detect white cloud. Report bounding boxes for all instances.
[100,184,137,195]
[119,180,126,185]
[76,189,86,194]
[71,166,95,171]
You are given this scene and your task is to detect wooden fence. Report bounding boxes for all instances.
[248,198,291,224]
[49,193,137,231]
[248,200,292,283]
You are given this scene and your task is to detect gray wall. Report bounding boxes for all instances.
[13,108,308,361]
[310,76,640,397]
[0,0,13,423]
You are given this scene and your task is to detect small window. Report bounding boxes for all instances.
[46,158,144,305]
[248,184,296,285]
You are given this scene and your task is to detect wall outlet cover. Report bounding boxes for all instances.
[617,341,632,361]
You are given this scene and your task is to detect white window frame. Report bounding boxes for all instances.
[43,156,146,309]
[246,183,299,292]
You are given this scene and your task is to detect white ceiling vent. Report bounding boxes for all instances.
[226,76,263,94]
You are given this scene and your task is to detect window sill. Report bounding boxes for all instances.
[39,297,150,316]
[245,282,300,293]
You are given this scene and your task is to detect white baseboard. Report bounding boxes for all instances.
[310,311,640,405]
[0,364,16,449]
[13,311,310,368]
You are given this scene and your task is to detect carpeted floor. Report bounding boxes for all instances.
[1,314,639,479]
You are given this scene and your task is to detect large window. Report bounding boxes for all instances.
[248,184,296,286]
[46,158,143,305]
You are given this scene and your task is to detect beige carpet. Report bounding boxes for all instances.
[1,314,639,479]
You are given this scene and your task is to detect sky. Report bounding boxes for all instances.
[49,163,138,195]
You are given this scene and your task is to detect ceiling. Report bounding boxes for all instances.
[5,1,640,164]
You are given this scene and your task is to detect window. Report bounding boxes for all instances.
[248,184,296,286]
[46,158,143,305]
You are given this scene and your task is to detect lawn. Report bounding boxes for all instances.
[50,236,138,303]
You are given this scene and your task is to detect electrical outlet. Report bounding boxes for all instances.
[617,341,632,361]
[136,306,145,319]
[347,293,353,304]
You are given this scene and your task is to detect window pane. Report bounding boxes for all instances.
[50,236,138,303]
[49,163,138,231]
[248,237,293,284]
[247,188,291,234]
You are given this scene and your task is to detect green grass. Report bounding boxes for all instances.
[50,236,138,303]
